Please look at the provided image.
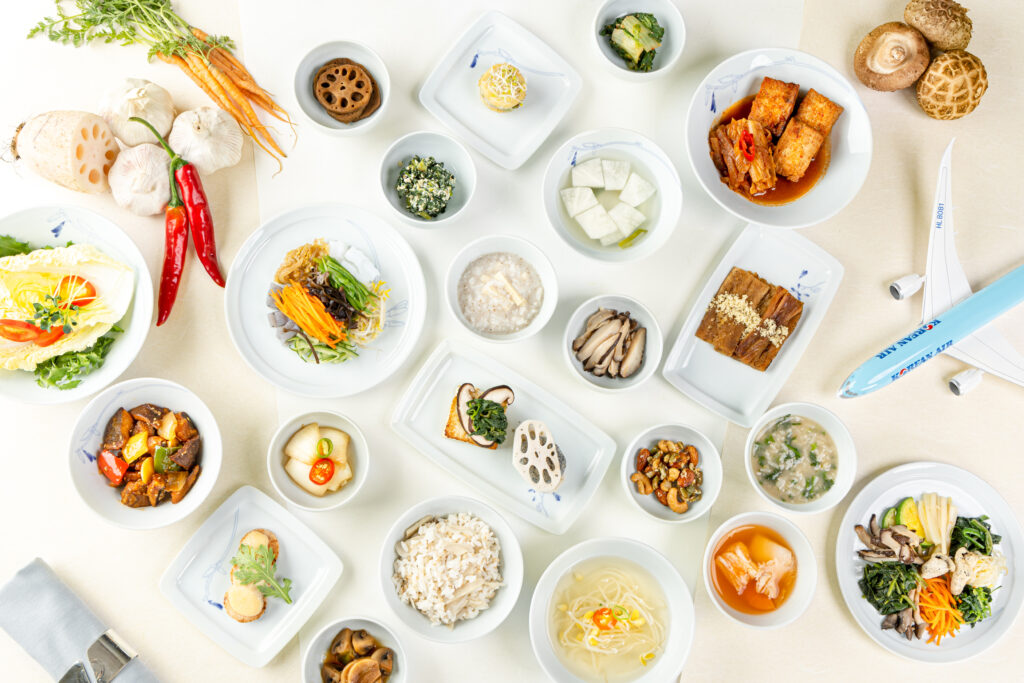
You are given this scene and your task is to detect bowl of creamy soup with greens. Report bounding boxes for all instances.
[745,402,856,514]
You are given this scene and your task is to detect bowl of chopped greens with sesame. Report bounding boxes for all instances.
[379,131,477,226]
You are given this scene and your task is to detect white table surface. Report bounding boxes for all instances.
[2,0,1023,681]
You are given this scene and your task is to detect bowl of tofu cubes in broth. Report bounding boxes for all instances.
[542,128,682,263]
[686,47,872,229]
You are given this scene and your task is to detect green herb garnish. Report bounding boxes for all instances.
[316,256,373,312]
[33,327,120,390]
[0,234,33,257]
[229,543,293,604]
[466,398,508,445]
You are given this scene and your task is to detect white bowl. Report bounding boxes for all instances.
[563,294,663,391]
[619,423,722,523]
[542,128,682,263]
[686,47,872,229]
[445,234,558,343]
[379,131,477,226]
[592,0,686,79]
[302,616,408,683]
[67,378,222,530]
[379,495,524,643]
[266,411,370,512]
[529,537,695,682]
[702,511,817,629]
[294,40,390,135]
[744,401,856,514]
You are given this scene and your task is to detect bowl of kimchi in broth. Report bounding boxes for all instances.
[703,511,816,628]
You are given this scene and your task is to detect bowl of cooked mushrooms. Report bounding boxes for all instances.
[563,294,663,391]
[303,616,407,683]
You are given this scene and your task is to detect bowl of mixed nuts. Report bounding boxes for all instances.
[619,423,721,523]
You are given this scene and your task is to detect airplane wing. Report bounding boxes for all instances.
[922,139,972,321]
[946,327,1024,387]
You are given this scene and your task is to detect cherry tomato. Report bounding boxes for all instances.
[309,457,335,485]
[56,275,97,308]
[34,326,65,347]
[0,319,41,342]
[592,607,617,631]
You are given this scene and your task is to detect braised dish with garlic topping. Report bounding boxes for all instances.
[695,267,803,371]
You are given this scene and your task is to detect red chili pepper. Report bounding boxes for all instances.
[592,607,617,631]
[174,163,225,287]
[158,202,189,326]
[738,130,756,161]
[309,458,336,486]
[0,320,41,343]
[97,450,129,486]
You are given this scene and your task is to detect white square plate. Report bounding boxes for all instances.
[159,486,343,667]
[661,224,843,426]
[418,10,582,169]
[391,340,617,534]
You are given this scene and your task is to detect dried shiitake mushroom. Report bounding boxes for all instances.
[905,0,973,51]
[854,22,931,91]
[916,49,988,119]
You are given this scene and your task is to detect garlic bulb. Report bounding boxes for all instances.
[108,144,171,216]
[168,107,243,175]
[99,78,175,146]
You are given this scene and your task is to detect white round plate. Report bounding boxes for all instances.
[302,616,408,683]
[379,495,523,643]
[835,462,1024,663]
[529,536,695,682]
[686,48,872,229]
[68,377,221,530]
[224,204,426,398]
[0,205,152,404]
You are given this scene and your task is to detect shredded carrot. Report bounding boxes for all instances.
[918,576,964,645]
[271,285,346,348]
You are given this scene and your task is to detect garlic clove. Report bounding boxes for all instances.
[167,107,244,176]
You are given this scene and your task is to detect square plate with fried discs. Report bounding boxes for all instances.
[159,486,343,667]
[419,10,582,169]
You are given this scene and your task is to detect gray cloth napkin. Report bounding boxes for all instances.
[0,558,159,683]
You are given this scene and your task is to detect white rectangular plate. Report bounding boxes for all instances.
[159,486,343,667]
[391,340,616,534]
[418,10,582,169]
[661,224,843,426]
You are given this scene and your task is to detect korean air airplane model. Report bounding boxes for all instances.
[839,139,1024,398]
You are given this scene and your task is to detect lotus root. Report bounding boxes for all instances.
[314,59,375,119]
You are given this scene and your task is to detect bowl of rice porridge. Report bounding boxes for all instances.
[446,234,558,342]
[744,401,856,514]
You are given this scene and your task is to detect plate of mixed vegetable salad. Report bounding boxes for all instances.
[836,462,1023,663]
[224,203,425,397]
[0,205,152,404]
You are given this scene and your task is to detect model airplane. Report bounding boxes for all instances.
[840,139,1024,398]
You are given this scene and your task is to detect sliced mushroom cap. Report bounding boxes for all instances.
[370,647,395,676]
[330,628,355,660]
[322,662,346,683]
[576,317,622,362]
[858,549,897,561]
[573,308,615,351]
[341,658,382,683]
[855,524,883,550]
[881,612,898,629]
[869,514,881,538]
[479,384,515,407]
[854,22,931,91]
[878,528,903,554]
[455,383,477,437]
[904,0,972,51]
[351,629,377,656]
[889,525,921,546]
[619,327,646,378]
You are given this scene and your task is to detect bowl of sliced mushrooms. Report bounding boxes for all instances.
[562,294,663,391]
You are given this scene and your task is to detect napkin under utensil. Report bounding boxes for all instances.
[0,558,159,682]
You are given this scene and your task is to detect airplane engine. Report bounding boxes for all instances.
[889,274,925,300]
[949,368,984,396]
